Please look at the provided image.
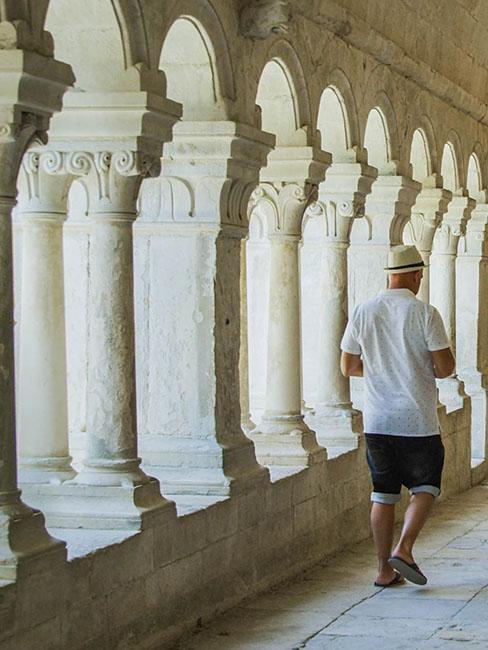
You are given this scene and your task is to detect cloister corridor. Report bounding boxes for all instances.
[5,0,488,648]
[180,483,488,650]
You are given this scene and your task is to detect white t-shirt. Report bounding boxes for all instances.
[340,288,451,436]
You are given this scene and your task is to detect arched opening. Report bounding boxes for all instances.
[14,1,134,490]
[410,129,431,184]
[246,58,304,431]
[467,153,482,198]
[441,142,459,194]
[256,59,306,146]
[134,16,248,494]
[45,0,138,91]
[363,107,390,173]
[159,17,226,120]
[301,86,352,418]
[317,86,350,159]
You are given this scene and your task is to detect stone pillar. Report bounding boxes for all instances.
[403,179,451,303]
[16,151,75,484]
[0,42,74,578]
[306,162,376,447]
[430,195,474,411]
[135,121,273,495]
[249,146,330,467]
[456,199,488,462]
[348,174,420,410]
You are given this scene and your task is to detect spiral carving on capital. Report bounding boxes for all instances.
[66,151,93,176]
[226,179,259,226]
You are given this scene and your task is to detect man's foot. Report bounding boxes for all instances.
[374,570,405,587]
[388,555,427,585]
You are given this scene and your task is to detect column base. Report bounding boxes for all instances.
[18,455,76,485]
[139,435,269,497]
[249,414,327,467]
[438,377,466,413]
[307,405,362,449]
[0,494,66,581]
[21,476,174,530]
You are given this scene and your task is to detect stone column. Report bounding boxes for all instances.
[0,41,74,578]
[430,195,474,411]
[456,198,488,462]
[135,121,273,495]
[403,179,451,303]
[16,151,75,484]
[249,146,330,467]
[306,162,376,447]
[348,174,420,410]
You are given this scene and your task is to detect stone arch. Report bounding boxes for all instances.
[160,0,235,102]
[363,104,395,174]
[44,0,141,91]
[317,84,353,161]
[159,15,228,120]
[409,128,432,184]
[255,39,311,145]
[318,68,360,156]
[441,138,461,194]
[467,150,483,199]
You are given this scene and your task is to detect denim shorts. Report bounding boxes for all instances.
[365,433,445,504]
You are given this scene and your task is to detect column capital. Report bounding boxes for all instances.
[0,49,74,196]
[66,149,158,216]
[462,202,488,257]
[406,187,452,253]
[308,161,378,243]
[250,180,317,236]
[138,122,274,228]
[18,150,73,217]
[433,195,475,255]
[364,175,421,244]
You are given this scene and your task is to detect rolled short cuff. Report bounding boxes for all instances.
[371,491,401,504]
[409,485,440,498]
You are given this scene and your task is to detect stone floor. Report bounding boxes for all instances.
[178,482,488,649]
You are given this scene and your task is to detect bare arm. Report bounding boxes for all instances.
[340,352,364,377]
[431,347,455,379]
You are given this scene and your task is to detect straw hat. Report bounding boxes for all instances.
[384,245,426,274]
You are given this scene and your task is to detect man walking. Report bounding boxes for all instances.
[340,244,455,586]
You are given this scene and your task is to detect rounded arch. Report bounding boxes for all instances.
[255,39,311,146]
[467,150,483,199]
[159,16,228,120]
[409,128,432,184]
[441,140,461,194]
[363,106,392,173]
[317,86,352,161]
[317,68,360,157]
[44,0,140,91]
[159,0,235,102]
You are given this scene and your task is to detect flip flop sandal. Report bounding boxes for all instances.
[374,570,405,588]
[388,555,427,585]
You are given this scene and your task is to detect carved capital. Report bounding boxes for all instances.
[305,199,360,243]
[250,181,315,236]
[239,0,290,40]
[66,150,158,215]
[18,150,73,215]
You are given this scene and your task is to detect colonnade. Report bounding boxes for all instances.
[2,2,488,587]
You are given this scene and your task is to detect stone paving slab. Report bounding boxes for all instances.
[178,483,488,649]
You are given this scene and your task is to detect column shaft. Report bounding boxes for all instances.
[315,241,351,412]
[81,215,142,481]
[18,214,73,481]
[264,234,302,416]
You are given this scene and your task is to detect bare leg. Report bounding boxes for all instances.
[371,502,398,584]
[392,492,434,563]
